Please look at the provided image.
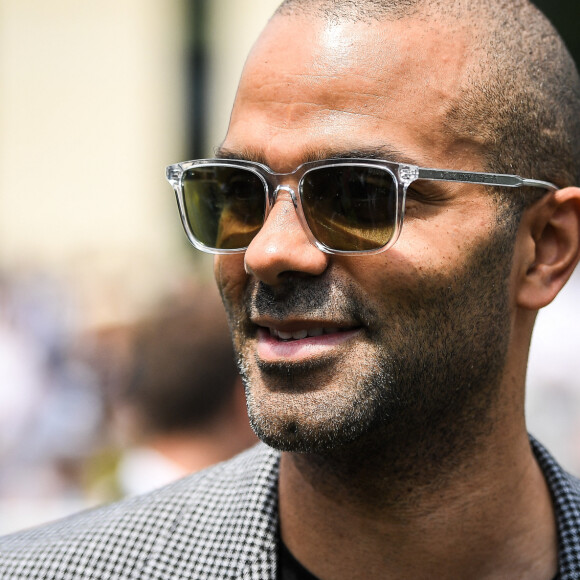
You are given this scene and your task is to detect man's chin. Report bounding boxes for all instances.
[247,414,361,454]
[243,377,382,454]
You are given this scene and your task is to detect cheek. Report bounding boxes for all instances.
[337,251,428,301]
[214,255,247,307]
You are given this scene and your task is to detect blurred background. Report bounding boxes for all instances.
[0,0,578,534]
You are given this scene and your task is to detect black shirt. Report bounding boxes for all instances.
[278,538,562,580]
[278,539,319,580]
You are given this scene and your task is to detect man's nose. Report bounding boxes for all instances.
[243,188,329,286]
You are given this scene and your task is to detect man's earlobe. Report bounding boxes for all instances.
[517,187,580,310]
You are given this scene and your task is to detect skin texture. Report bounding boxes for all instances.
[214,11,580,580]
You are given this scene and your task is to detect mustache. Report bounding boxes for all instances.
[245,278,374,325]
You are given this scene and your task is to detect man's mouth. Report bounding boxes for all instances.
[253,322,362,363]
[268,326,348,341]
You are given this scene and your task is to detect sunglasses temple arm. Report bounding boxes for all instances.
[416,168,557,191]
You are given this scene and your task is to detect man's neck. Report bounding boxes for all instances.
[278,428,558,580]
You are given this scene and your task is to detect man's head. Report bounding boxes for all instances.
[212,0,580,466]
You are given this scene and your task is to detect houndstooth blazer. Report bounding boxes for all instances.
[0,439,578,579]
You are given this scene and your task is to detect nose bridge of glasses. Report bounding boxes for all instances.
[272,184,298,208]
[263,167,301,201]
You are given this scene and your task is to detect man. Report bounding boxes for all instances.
[1,0,579,578]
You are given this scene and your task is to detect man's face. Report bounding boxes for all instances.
[215,14,516,454]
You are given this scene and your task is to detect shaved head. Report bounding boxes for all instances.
[274,0,580,214]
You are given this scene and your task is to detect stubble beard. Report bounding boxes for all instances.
[225,223,516,479]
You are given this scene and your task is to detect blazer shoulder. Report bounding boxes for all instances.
[531,436,580,577]
[0,443,281,580]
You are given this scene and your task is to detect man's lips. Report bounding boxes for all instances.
[253,322,362,363]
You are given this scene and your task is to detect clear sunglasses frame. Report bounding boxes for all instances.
[166,158,558,256]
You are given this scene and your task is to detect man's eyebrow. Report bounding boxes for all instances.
[310,147,420,166]
[214,146,420,167]
[215,147,268,164]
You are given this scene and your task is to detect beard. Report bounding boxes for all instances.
[223,221,516,474]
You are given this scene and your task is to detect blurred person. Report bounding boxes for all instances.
[92,288,256,498]
[0,278,45,484]
[1,1,580,579]
[0,271,103,534]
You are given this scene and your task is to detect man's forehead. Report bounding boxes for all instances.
[246,12,472,82]
[224,11,483,174]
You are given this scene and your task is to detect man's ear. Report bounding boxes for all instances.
[516,187,580,310]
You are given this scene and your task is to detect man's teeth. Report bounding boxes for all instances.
[270,327,340,340]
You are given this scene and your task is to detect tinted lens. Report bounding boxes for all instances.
[300,165,398,251]
[182,165,266,250]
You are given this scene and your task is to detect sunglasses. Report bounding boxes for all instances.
[166,158,557,255]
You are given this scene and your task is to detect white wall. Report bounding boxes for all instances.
[0,0,188,323]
